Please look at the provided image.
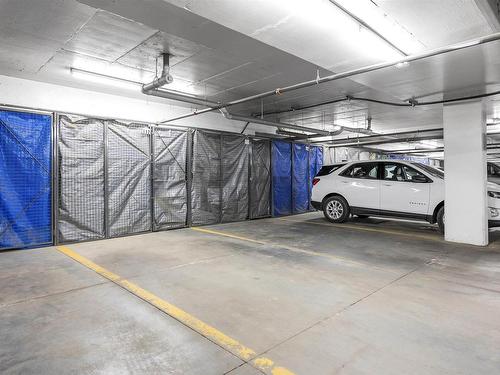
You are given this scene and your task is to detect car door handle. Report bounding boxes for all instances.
[341,181,349,184]
[383,183,392,186]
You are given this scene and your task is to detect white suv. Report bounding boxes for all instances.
[311,160,500,233]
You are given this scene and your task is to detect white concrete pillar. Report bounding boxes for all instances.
[443,100,488,246]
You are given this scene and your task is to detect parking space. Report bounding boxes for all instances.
[2,213,500,374]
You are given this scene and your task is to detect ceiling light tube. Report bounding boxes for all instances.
[70,68,142,90]
[330,0,425,55]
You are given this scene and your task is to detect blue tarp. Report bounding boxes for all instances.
[309,146,323,209]
[292,143,309,213]
[315,146,323,174]
[0,110,52,250]
[272,140,292,216]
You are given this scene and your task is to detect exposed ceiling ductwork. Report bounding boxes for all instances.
[141,53,377,138]
[155,31,500,125]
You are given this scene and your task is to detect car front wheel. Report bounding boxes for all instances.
[437,206,445,234]
[323,196,350,223]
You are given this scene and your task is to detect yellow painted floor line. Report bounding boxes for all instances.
[55,245,295,375]
[192,227,267,245]
[191,227,375,269]
[278,217,443,243]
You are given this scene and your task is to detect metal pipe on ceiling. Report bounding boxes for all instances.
[387,144,500,155]
[311,127,443,145]
[276,130,310,138]
[316,122,500,146]
[142,53,220,108]
[254,131,289,139]
[142,53,172,91]
[159,31,500,124]
[389,148,444,154]
[145,89,220,107]
[321,134,443,148]
[221,111,377,138]
[220,110,332,136]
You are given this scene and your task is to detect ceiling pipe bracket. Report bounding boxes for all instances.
[142,53,173,93]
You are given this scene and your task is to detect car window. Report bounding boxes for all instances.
[316,164,346,176]
[384,163,428,182]
[488,163,500,177]
[402,165,428,182]
[411,162,443,179]
[383,163,405,181]
[341,163,378,179]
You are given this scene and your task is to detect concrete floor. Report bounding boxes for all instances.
[1,212,500,374]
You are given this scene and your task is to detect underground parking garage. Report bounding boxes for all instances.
[1,0,500,374]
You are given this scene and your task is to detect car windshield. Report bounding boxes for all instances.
[411,163,444,179]
[316,164,346,176]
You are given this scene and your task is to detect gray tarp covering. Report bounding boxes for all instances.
[221,134,249,223]
[191,130,249,225]
[359,151,371,160]
[324,147,335,165]
[191,130,221,225]
[335,147,359,162]
[58,116,105,242]
[328,147,382,163]
[106,121,151,237]
[153,127,188,230]
[249,139,271,218]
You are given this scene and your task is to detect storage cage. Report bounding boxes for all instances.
[1,108,324,250]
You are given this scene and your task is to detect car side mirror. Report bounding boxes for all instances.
[412,175,428,183]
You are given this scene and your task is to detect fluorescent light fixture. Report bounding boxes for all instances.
[331,0,425,55]
[419,140,440,149]
[276,0,403,63]
[395,61,410,69]
[70,68,142,91]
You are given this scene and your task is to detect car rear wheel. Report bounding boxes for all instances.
[323,196,350,223]
[437,206,445,234]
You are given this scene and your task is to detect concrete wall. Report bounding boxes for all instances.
[0,74,270,134]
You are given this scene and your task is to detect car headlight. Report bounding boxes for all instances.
[488,191,500,199]
[490,207,499,217]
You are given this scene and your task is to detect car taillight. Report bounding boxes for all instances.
[312,178,320,186]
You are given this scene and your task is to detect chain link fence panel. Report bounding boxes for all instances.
[0,110,52,250]
[191,130,222,225]
[106,121,151,237]
[153,127,188,230]
[221,134,249,223]
[58,115,105,242]
[249,139,271,219]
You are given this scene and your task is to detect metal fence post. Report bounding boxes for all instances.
[103,120,109,238]
[306,144,311,211]
[248,137,253,219]
[186,129,193,227]
[219,133,223,223]
[150,124,155,232]
[290,141,294,215]
[52,112,59,245]
[270,140,274,217]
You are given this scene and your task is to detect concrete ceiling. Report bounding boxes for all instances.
[0,0,499,144]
